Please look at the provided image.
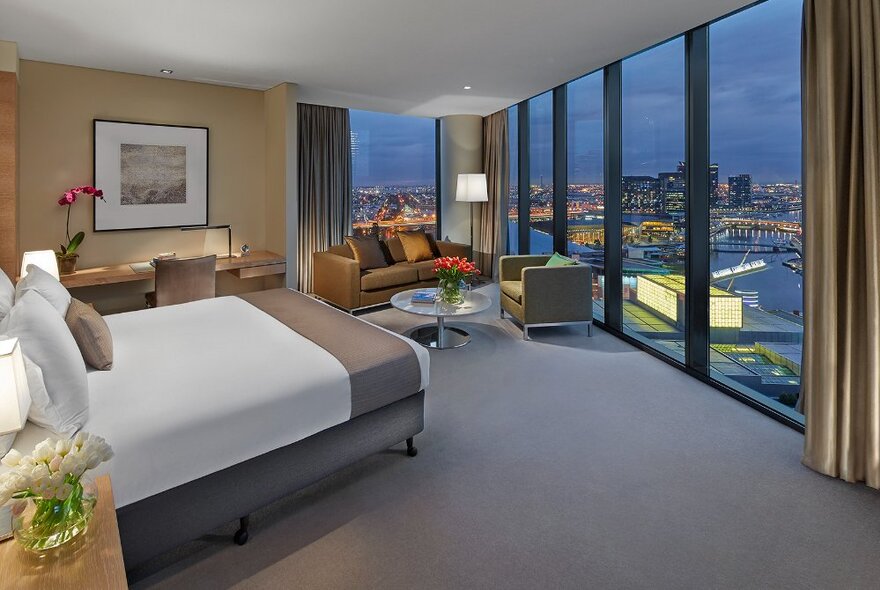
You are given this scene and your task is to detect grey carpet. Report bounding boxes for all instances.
[132,284,880,589]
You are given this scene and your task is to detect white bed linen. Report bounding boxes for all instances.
[5,297,354,508]
[2,294,430,509]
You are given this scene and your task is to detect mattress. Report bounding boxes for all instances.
[2,294,429,508]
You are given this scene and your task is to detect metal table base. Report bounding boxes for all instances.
[405,317,471,349]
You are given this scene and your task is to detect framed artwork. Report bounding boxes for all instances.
[93,119,209,231]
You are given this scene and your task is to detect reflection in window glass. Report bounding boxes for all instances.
[529,92,554,254]
[350,110,436,239]
[621,37,686,362]
[567,71,604,320]
[709,0,803,417]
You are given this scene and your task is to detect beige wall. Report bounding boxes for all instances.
[18,61,270,310]
[439,115,483,245]
[264,83,298,288]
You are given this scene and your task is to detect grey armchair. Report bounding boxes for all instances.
[498,255,593,340]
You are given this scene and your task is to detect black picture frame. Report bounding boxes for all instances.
[93,119,210,232]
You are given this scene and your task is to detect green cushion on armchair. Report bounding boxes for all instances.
[545,252,578,267]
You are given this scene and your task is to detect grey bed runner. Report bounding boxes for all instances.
[238,289,422,418]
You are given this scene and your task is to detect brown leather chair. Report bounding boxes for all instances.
[146,255,217,308]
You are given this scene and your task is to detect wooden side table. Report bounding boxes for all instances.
[0,475,127,589]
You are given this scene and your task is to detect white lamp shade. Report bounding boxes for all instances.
[0,338,31,436]
[456,173,489,203]
[21,250,60,280]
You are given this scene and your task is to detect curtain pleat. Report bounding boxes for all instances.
[297,104,351,293]
[479,110,509,279]
[801,0,880,488]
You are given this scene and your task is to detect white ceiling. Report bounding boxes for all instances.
[0,0,755,117]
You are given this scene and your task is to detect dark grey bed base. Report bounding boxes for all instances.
[118,390,425,573]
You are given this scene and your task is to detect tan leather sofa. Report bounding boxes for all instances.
[313,236,471,311]
[499,255,594,339]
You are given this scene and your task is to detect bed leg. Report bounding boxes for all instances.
[406,437,418,457]
[234,515,250,546]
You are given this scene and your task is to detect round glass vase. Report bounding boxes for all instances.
[12,475,98,552]
[437,278,465,305]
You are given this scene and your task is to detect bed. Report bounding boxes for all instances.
[2,288,429,571]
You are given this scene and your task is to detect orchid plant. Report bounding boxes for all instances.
[57,185,104,260]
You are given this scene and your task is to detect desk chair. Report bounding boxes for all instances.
[145,255,217,308]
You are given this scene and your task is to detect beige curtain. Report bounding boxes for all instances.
[479,110,509,279]
[801,0,880,488]
[297,104,351,293]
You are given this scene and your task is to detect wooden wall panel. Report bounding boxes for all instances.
[0,71,16,278]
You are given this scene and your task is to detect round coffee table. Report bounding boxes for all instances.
[390,288,492,349]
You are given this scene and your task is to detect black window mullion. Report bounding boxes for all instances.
[603,62,623,331]
[517,100,530,254]
[435,118,442,237]
[685,26,710,374]
[553,85,568,255]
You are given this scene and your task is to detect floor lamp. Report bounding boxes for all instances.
[455,173,489,263]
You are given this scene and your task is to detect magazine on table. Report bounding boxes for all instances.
[410,288,438,304]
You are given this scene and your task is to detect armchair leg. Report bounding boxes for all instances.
[500,307,505,319]
[588,322,593,337]
[523,326,531,341]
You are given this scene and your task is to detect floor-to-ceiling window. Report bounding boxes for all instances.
[621,37,686,362]
[529,91,553,254]
[350,110,437,239]
[708,0,803,417]
[567,71,605,319]
[508,105,519,254]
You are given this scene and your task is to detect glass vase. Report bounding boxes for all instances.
[437,278,464,305]
[12,475,97,552]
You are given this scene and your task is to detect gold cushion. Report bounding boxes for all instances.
[401,260,437,282]
[344,236,389,270]
[397,231,434,263]
[65,298,113,370]
[500,280,523,304]
[384,237,408,263]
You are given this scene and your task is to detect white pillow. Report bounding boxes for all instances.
[0,433,14,457]
[0,291,88,436]
[15,265,71,317]
[0,268,13,321]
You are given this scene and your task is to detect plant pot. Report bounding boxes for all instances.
[11,475,98,552]
[56,254,79,275]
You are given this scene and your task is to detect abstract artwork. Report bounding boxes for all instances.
[94,120,208,231]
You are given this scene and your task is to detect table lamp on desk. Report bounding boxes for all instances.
[180,224,233,259]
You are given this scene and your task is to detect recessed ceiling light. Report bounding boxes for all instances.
[160,69,174,75]
[463,86,472,90]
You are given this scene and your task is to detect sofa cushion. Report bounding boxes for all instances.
[385,237,408,263]
[397,231,434,263]
[500,280,523,304]
[361,265,420,291]
[401,260,437,282]
[344,236,389,270]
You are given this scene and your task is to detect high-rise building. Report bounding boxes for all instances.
[729,174,753,208]
[658,170,686,213]
[622,176,660,212]
[710,163,720,207]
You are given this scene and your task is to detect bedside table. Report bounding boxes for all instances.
[0,475,127,589]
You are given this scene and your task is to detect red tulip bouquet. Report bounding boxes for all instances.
[433,256,480,304]
[56,185,104,274]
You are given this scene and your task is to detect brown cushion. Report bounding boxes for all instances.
[401,260,437,282]
[397,231,434,263]
[344,236,389,270]
[500,280,523,304]
[385,237,408,263]
[64,298,113,370]
[360,265,419,291]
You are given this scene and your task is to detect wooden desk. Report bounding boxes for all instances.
[59,250,286,289]
[0,476,127,589]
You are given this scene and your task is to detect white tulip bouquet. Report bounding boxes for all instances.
[0,432,113,550]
